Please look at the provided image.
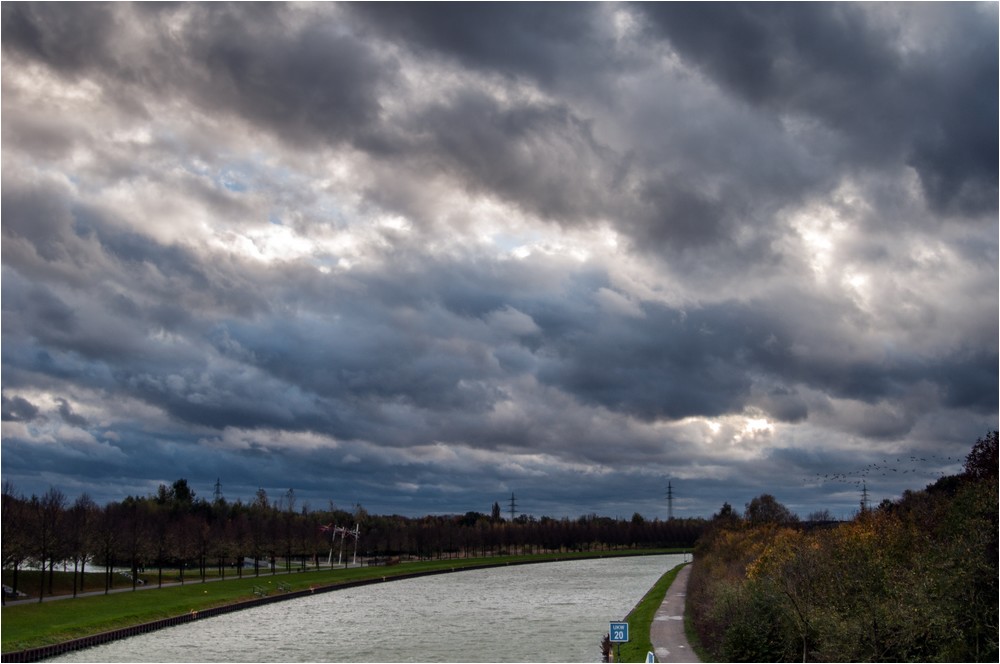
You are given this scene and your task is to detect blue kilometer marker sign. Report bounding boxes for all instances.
[610,622,629,643]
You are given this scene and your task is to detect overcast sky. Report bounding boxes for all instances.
[2,3,996,519]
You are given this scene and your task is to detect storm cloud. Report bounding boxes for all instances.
[2,3,996,518]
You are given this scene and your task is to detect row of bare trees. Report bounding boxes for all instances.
[2,480,704,603]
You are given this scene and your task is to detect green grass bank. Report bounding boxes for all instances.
[2,549,686,655]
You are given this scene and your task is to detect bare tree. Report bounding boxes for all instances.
[2,483,29,603]
[66,493,97,597]
[29,488,67,602]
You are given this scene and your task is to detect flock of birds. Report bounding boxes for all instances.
[808,454,962,489]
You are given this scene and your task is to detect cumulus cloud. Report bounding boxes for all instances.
[1,3,995,517]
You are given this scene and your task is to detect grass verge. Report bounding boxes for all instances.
[2,549,685,654]
[615,562,687,663]
[2,567,281,598]
[683,595,711,662]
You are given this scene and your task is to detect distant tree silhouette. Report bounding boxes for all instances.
[2,476,708,603]
[806,509,833,522]
[171,479,195,507]
[963,431,998,481]
[744,494,798,526]
[713,501,739,523]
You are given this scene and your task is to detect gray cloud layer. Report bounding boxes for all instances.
[2,3,996,518]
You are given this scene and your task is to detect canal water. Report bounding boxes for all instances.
[53,554,684,662]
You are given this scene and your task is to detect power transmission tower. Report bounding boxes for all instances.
[666,480,674,520]
[860,480,870,513]
[508,492,518,521]
[213,478,223,503]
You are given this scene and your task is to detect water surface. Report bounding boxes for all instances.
[54,554,684,662]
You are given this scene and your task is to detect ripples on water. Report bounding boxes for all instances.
[53,554,685,663]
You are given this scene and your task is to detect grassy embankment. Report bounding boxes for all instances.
[682,600,711,662]
[2,548,686,654]
[614,562,686,663]
[2,565,304,598]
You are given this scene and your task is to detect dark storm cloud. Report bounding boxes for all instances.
[121,364,333,434]
[638,3,897,112]
[534,300,755,420]
[2,173,266,331]
[4,3,620,238]
[3,223,992,508]
[179,6,392,146]
[2,423,193,497]
[214,252,993,438]
[1,173,88,271]
[531,288,997,429]
[346,2,614,86]
[637,2,998,216]
[2,2,996,518]
[54,397,87,427]
[1,395,39,422]
[403,90,614,225]
[3,3,393,147]
[209,316,495,432]
[1,2,119,73]
[634,181,730,249]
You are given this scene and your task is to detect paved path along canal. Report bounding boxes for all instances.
[649,563,699,663]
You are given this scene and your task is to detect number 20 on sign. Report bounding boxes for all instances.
[610,622,629,643]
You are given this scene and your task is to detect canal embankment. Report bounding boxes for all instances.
[3,550,685,662]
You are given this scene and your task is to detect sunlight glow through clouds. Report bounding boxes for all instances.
[740,417,775,438]
[201,427,342,453]
[215,225,316,264]
[676,415,776,458]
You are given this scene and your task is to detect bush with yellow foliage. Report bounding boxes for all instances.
[688,432,998,662]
